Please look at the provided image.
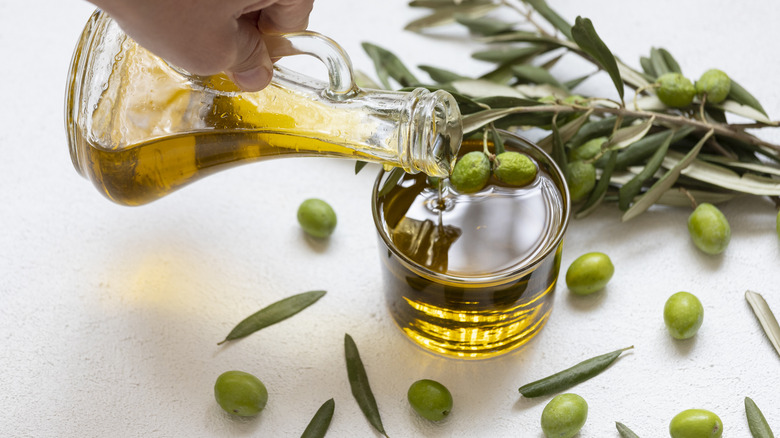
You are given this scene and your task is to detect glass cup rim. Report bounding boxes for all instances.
[371,130,571,287]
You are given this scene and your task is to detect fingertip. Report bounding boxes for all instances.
[230,63,273,92]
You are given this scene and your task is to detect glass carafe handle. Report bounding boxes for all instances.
[264,32,359,100]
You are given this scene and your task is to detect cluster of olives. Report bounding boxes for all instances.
[449,150,538,193]
[656,69,731,108]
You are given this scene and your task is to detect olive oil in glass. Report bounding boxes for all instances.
[372,133,570,359]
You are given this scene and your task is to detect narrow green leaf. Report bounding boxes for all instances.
[345,334,387,436]
[621,130,712,221]
[523,0,573,40]
[377,167,405,198]
[718,100,776,125]
[665,153,780,195]
[745,396,775,438]
[639,56,656,79]
[655,188,735,207]
[571,16,624,100]
[538,109,592,152]
[479,63,517,84]
[745,290,780,358]
[301,398,335,438]
[490,125,506,155]
[658,48,682,74]
[472,45,548,63]
[728,80,768,117]
[455,15,514,36]
[567,116,626,149]
[218,290,326,345]
[550,115,568,178]
[615,126,695,169]
[405,2,498,32]
[355,161,368,174]
[617,59,652,89]
[418,65,467,83]
[511,64,566,89]
[453,78,526,98]
[564,71,596,90]
[618,129,674,211]
[362,42,420,89]
[477,30,563,46]
[606,117,655,150]
[699,156,780,177]
[519,346,634,397]
[575,149,617,218]
[649,47,670,77]
[616,422,641,438]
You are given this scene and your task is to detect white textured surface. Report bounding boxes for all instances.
[1,1,779,437]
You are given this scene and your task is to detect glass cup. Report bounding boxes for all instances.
[372,131,570,359]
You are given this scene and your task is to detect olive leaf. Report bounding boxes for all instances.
[655,188,735,207]
[728,79,768,117]
[621,130,712,221]
[377,167,405,198]
[618,129,675,210]
[511,64,567,90]
[616,422,642,438]
[518,346,633,397]
[355,161,369,175]
[665,153,780,195]
[717,100,776,125]
[659,47,682,74]
[345,334,388,437]
[745,396,776,438]
[700,156,780,177]
[455,15,515,36]
[537,108,593,152]
[477,30,563,46]
[745,290,780,359]
[550,115,568,177]
[489,124,506,155]
[649,47,671,77]
[471,45,550,63]
[639,56,656,79]
[362,42,420,89]
[405,1,498,32]
[606,116,655,151]
[218,290,326,345]
[418,65,467,83]
[301,398,335,438]
[452,79,527,98]
[615,126,695,169]
[522,0,572,40]
[570,16,624,100]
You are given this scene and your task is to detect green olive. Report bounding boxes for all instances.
[566,161,596,202]
[540,393,588,438]
[565,252,614,295]
[669,408,723,438]
[664,292,704,340]
[450,151,491,193]
[214,370,268,417]
[657,73,696,108]
[297,198,337,238]
[687,203,730,255]
[568,137,606,162]
[696,69,731,104]
[494,151,538,186]
[407,379,453,421]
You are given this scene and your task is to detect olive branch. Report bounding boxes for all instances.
[361,0,780,220]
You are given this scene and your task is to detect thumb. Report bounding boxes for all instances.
[228,18,274,92]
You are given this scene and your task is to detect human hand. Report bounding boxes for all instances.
[90,0,314,91]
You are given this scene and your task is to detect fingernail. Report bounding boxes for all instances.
[232,65,273,92]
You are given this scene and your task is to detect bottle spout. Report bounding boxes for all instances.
[407,88,463,178]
